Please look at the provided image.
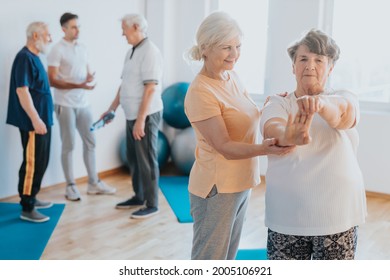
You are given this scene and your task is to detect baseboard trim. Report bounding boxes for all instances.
[365,190,390,200]
[0,166,128,202]
[49,166,128,189]
[2,170,390,201]
[74,166,128,184]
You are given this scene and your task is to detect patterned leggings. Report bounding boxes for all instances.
[267,226,357,260]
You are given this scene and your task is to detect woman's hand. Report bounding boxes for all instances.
[296,95,323,115]
[280,112,314,146]
[262,138,295,156]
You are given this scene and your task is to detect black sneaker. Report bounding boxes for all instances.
[20,209,50,223]
[115,197,144,209]
[34,199,53,209]
[131,207,159,219]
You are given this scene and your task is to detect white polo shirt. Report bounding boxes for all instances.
[119,38,163,120]
[47,39,89,108]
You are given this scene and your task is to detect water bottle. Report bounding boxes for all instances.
[90,110,115,131]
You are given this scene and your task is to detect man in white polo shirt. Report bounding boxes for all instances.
[103,13,163,219]
[47,13,116,201]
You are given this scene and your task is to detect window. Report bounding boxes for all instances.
[217,0,269,95]
[331,0,390,105]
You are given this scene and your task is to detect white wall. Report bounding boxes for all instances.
[264,0,321,95]
[0,0,145,199]
[357,112,390,194]
[145,0,211,142]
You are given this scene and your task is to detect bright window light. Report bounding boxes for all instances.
[331,0,390,104]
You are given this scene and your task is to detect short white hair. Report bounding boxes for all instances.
[26,22,48,39]
[121,14,148,34]
[188,11,242,61]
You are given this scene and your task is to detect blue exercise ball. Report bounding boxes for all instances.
[120,130,171,169]
[157,130,170,168]
[171,127,196,175]
[162,82,191,129]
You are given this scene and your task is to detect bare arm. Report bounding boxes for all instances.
[318,95,356,129]
[108,87,121,112]
[133,83,158,141]
[297,91,357,130]
[193,115,294,160]
[16,86,47,134]
[48,66,95,90]
[101,86,121,123]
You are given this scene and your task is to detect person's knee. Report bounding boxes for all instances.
[62,141,75,153]
[83,138,96,151]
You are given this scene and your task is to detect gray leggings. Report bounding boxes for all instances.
[55,105,98,185]
[190,186,251,260]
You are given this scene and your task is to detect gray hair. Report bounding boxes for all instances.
[287,29,340,64]
[121,14,148,34]
[26,22,48,39]
[188,11,242,61]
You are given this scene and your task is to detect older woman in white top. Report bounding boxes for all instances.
[260,29,367,260]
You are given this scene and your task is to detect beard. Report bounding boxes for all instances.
[35,39,49,54]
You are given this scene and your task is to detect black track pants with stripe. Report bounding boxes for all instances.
[18,128,51,212]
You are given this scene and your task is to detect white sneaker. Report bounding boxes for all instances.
[87,180,116,195]
[65,184,81,201]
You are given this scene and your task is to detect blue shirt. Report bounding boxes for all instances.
[6,47,53,131]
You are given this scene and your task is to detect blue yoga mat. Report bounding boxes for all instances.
[159,176,193,223]
[236,248,268,260]
[0,202,65,260]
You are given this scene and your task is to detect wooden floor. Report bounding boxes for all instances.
[2,165,390,260]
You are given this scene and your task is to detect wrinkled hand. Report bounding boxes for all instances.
[297,95,323,115]
[133,119,145,141]
[32,118,47,135]
[282,112,314,146]
[262,138,295,156]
